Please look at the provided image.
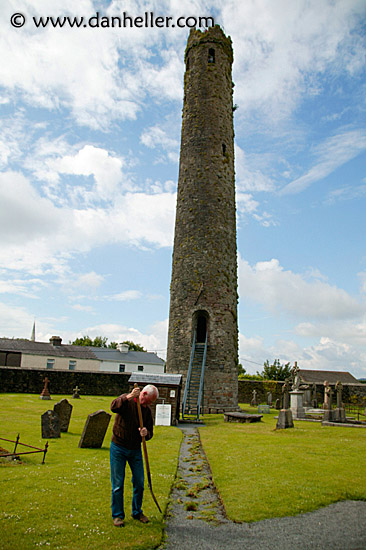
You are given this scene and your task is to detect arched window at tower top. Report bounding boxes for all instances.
[208,48,215,64]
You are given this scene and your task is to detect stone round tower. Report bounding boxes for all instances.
[166,26,238,415]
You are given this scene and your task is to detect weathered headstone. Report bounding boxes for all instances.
[311,382,318,408]
[78,410,111,448]
[276,378,294,429]
[72,386,80,399]
[323,380,334,421]
[53,399,73,432]
[275,398,281,410]
[40,376,51,400]
[333,381,346,422]
[41,410,60,438]
[267,391,272,407]
[276,409,294,429]
[250,389,257,407]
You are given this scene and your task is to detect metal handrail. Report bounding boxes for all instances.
[196,332,208,421]
[182,330,196,419]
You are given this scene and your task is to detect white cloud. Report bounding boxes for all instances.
[280,130,366,194]
[50,145,125,197]
[111,290,143,301]
[76,319,168,358]
[0,170,176,275]
[238,256,364,320]
[224,0,365,122]
[140,124,179,163]
[235,145,275,193]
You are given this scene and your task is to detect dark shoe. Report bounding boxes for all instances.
[133,513,149,524]
[113,517,124,527]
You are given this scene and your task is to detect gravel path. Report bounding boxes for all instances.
[159,424,366,550]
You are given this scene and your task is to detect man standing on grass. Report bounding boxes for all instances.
[110,384,159,527]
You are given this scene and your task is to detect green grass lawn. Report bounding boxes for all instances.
[199,406,366,522]
[1,396,366,548]
[0,394,182,550]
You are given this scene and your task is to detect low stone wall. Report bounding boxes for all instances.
[2,367,365,405]
[238,379,283,404]
[0,366,130,396]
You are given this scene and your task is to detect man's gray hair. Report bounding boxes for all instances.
[143,384,159,400]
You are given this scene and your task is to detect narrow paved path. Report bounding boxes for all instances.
[159,425,366,550]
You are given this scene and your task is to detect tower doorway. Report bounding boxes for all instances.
[196,313,208,343]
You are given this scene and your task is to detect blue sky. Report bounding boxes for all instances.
[1,0,365,378]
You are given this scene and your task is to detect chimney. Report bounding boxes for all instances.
[49,336,62,346]
[117,343,129,353]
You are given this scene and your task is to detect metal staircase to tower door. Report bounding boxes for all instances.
[181,331,208,421]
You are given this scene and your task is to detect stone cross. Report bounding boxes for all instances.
[335,381,343,409]
[40,376,51,400]
[282,379,290,409]
[324,381,333,409]
[72,386,80,399]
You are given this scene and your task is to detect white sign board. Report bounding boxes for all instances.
[155,404,172,426]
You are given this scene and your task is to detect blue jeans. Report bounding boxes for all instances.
[110,441,144,519]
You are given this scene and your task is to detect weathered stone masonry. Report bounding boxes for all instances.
[166,26,238,413]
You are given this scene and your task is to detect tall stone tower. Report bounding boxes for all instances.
[166,26,238,414]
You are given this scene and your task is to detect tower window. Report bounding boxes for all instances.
[208,48,215,64]
[222,143,226,155]
[186,57,189,71]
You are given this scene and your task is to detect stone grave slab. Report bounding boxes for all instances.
[41,410,60,439]
[224,412,263,423]
[53,399,73,432]
[78,410,111,448]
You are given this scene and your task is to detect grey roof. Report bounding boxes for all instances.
[299,369,359,385]
[0,338,98,360]
[89,347,165,365]
[128,372,182,386]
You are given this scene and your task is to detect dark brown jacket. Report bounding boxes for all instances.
[110,394,153,450]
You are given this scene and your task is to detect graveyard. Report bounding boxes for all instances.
[1,393,365,549]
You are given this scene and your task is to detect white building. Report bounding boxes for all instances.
[92,343,165,374]
[0,338,165,374]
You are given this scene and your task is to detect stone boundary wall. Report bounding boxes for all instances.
[0,367,130,396]
[1,367,365,405]
[238,379,366,405]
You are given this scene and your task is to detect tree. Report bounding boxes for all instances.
[238,363,246,376]
[259,359,292,381]
[121,340,146,352]
[71,335,112,348]
[71,336,146,351]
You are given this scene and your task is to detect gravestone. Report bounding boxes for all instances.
[267,391,272,407]
[276,378,294,429]
[250,389,257,407]
[78,410,111,448]
[40,376,51,400]
[323,381,334,421]
[72,386,81,399]
[311,382,318,408]
[224,412,263,423]
[41,410,60,439]
[333,381,346,422]
[290,390,306,419]
[275,398,281,410]
[53,399,73,432]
